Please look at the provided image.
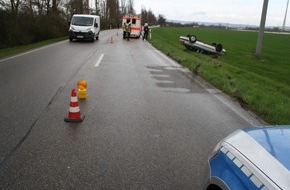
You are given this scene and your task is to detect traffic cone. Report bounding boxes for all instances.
[64,89,84,122]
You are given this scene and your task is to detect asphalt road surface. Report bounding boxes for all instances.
[0,29,264,189]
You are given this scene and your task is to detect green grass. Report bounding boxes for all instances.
[150,27,290,124]
[0,37,67,59]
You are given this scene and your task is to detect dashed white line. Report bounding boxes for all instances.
[95,54,104,67]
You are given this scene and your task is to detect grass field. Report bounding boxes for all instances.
[150,27,290,124]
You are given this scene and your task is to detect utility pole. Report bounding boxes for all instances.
[282,0,289,31]
[256,0,269,57]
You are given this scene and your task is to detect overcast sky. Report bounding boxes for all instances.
[134,0,289,26]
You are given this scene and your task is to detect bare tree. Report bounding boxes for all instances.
[67,0,84,14]
[147,9,157,25]
[9,0,22,16]
[127,0,134,15]
[141,6,147,24]
[52,0,57,13]
[95,0,99,14]
[120,0,126,15]
[141,7,158,25]
[157,14,166,26]
[100,0,106,17]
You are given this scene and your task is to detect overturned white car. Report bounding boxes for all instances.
[179,35,226,56]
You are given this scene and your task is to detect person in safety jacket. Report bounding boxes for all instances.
[123,22,127,39]
[126,22,131,41]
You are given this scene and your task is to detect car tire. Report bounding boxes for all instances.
[206,184,223,190]
[69,38,73,42]
[96,36,99,40]
[189,35,197,43]
[216,44,223,52]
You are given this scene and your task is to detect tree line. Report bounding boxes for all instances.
[0,0,166,49]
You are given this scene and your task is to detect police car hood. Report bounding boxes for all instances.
[223,126,290,189]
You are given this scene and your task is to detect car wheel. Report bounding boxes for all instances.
[96,36,99,40]
[189,35,197,43]
[216,44,223,52]
[69,38,73,42]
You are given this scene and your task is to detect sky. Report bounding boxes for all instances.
[134,0,290,27]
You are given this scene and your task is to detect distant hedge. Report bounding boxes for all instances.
[0,11,67,49]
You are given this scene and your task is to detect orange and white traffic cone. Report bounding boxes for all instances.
[64,89,84,122]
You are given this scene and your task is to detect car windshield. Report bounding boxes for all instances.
[72,17,93,26]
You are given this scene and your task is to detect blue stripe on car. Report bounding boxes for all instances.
[210,146,266,190]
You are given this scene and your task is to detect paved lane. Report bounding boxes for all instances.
[0,30,263,189]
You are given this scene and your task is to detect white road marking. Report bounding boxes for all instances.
[148,69,163,72]
[162,88,190,93]
[154,75,170,78]
[0,41,66,63]
[156,81,174,84]
[95,54,104,67]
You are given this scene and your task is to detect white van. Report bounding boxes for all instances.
[69,14,100,42]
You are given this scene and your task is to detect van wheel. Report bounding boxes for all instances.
[96,36,99,40]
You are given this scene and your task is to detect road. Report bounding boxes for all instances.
[0,29,263,189]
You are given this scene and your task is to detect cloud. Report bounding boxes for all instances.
[134,0,290,26]
[191,12,207,16]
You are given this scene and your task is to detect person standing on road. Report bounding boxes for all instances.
[123,22,127,39]
[143,23,149,41]
[126,23,131,41]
